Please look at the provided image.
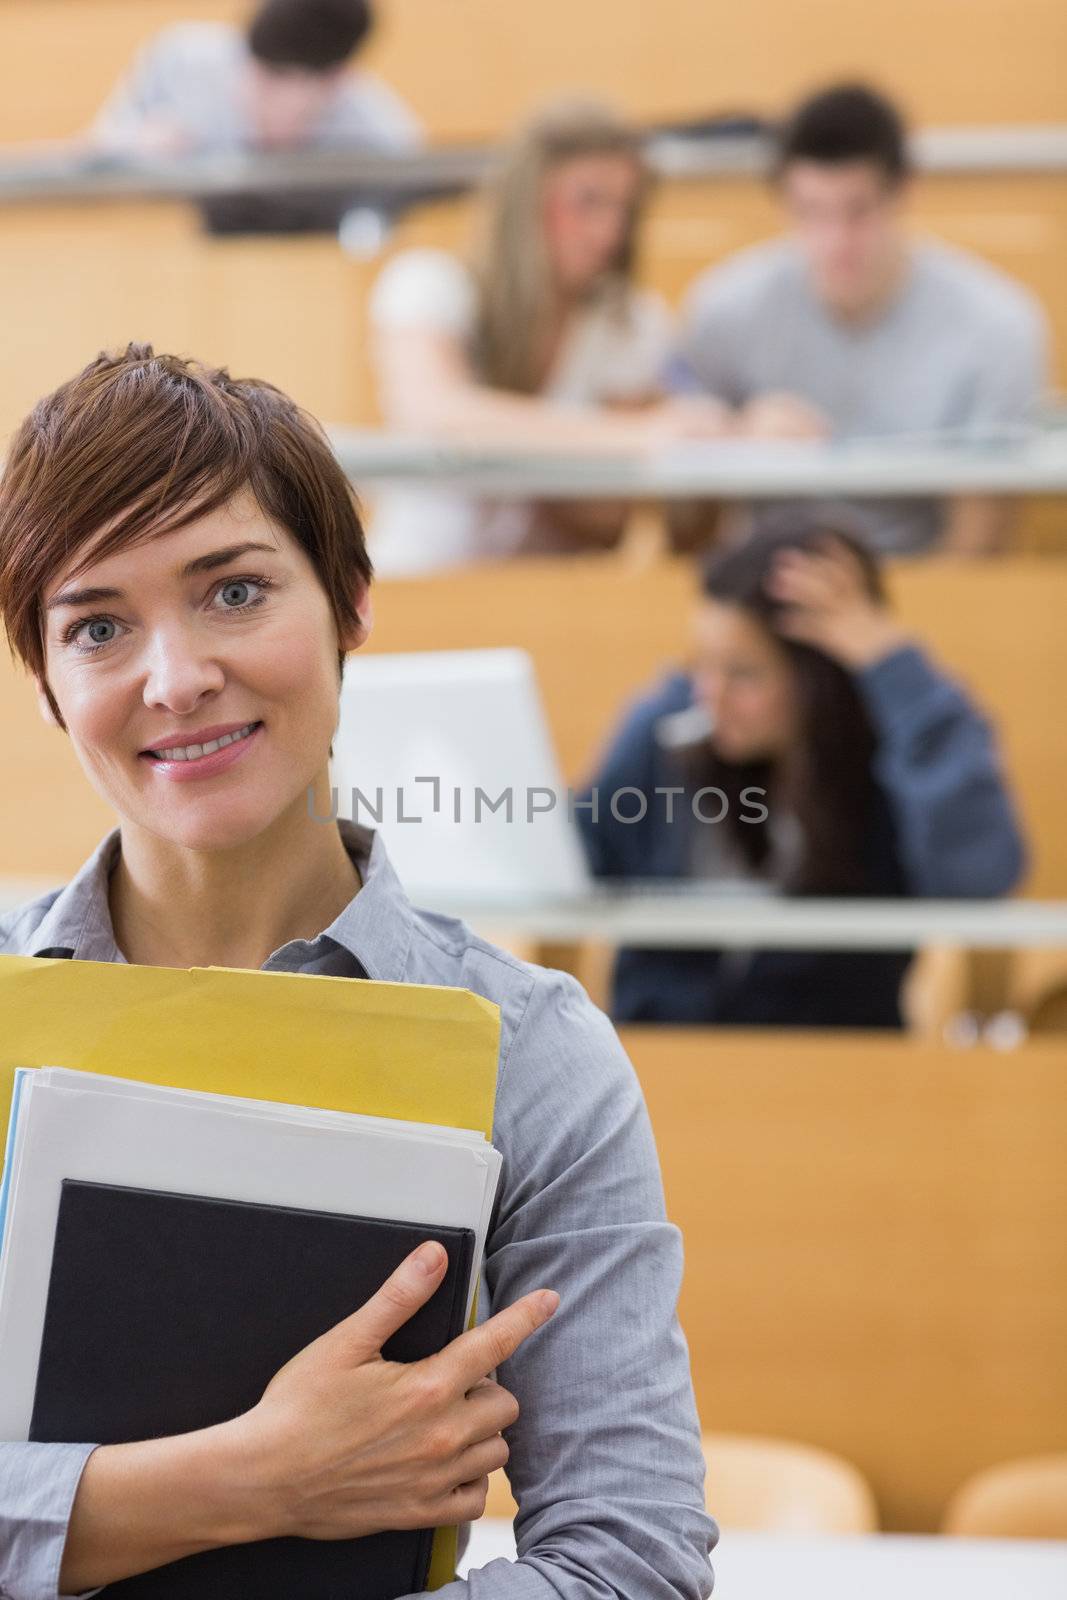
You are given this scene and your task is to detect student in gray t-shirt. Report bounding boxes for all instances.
[85,0,421,158]
[672,84,1050,556]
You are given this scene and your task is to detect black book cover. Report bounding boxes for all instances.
[30,1179,476,1600]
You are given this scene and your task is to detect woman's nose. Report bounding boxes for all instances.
[140,628,227,710]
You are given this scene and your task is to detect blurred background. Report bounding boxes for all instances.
[1,2,1065,1591]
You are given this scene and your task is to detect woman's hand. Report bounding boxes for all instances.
[736,391,831,441]
[763,534,910,669]
[60,1242,558,1592]
[625,394,737,449]
[230,1239,557,1542]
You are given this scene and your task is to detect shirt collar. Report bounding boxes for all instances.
[30,818,414,984]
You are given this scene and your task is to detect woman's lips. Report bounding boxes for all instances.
[140,721,264,781]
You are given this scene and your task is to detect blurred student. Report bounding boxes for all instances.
[85,0,420,158]
[368,99,730,574]
[575,525,1026,1027]
[671,84,1050,556]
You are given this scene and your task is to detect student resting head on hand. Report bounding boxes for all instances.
[576,522,1028,1028]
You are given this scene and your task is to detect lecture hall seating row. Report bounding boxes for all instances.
[0,0,1064,475]
[4,555,1064,892]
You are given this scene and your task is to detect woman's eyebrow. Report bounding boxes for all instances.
[44,542,281,612]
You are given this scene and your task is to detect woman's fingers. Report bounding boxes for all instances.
[767,562,834,612]
[442,1477,492,1525]
[461,1378,521,1443]
[432,1289,559,1397]
[773,608,820,644]
[310,1241,450,1369]
[451,1433,511,1487]
[767,543,860,612]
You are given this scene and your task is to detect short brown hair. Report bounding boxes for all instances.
[0,342,372,732]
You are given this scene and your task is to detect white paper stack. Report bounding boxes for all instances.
[0,1066,501,1441]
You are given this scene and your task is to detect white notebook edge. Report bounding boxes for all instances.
[0,1072,502,1439]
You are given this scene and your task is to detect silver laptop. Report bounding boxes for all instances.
[331,648,593,903]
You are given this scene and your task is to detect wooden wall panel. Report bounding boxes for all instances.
[626,1028,1067,1530]
[0,0,1064,141]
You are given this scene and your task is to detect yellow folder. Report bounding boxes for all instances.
[0,952,502,1591]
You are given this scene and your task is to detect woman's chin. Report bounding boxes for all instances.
[130,800,275,855]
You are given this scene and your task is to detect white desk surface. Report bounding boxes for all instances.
[0,123,1064,204]
[410,892,1067,951]
[329,427,1067,498]
[3,878,1067,952]
[459,1522,1067,1598]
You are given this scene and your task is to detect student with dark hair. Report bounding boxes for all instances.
[85,0,420,158]
[772,82,909,184]
[576,525,1027,1027]
[671,82,1050,556]
[0,344,714,1599]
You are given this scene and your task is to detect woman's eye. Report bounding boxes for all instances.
[85,619,117,645]
[211,579,265,608]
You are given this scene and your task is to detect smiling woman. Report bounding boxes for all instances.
[0,343,376,963]
[0,344,715,1600]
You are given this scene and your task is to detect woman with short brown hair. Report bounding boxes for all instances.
[0,344,715,1600]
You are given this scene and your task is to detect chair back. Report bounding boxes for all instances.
[943,1455,1067,1538]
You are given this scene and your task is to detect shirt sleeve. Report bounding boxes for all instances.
[368,249,477,338]
[421,968,716,1598]
[959,295,1051,429]
[0,1442,101,1600]
[320,71,424,153]
[857,644,1028,896]
[668,270,749,406]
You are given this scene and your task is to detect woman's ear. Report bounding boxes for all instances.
[339,580,374,655]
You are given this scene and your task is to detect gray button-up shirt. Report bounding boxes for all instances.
[0,819,716,1600]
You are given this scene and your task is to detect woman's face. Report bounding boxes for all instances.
[691,598,798,763]
[541,152,641,291]
[37,489,368,854]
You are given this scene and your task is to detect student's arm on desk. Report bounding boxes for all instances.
[376,325,727,452]
[426,967,716,1598]
[81,27,196,158]
[370,253,728,454]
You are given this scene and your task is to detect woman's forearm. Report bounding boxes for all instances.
[392,375,649,452]
[60,1421,267,1593]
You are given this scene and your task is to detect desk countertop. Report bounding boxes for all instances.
[459,1522,1067,1597]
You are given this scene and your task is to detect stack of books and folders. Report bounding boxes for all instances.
[0,954,503,1598]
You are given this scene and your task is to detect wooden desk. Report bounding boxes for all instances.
[332,426,1067,497]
